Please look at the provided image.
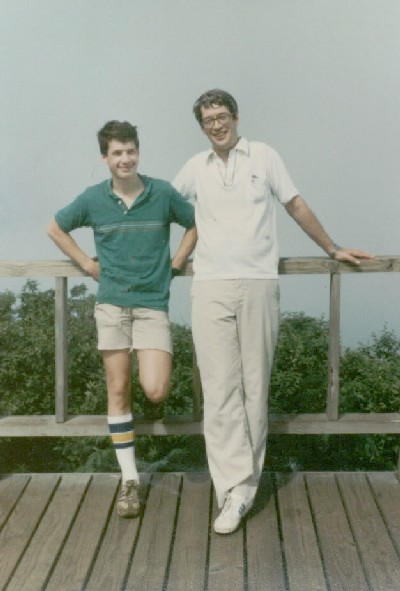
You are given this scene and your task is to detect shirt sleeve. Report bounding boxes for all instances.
[172,159,197,202]
[267,148,299,205]
[54,192,91,232]
[168,184,195,228]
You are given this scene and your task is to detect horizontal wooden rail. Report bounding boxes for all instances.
[1,413,400,437]
[1,255,399,277]
[1,256,399,439]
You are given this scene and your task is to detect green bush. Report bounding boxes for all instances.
[0,281,56,415]
[340,326,400,413]
[1,282,399,472]
[270,313,329,413]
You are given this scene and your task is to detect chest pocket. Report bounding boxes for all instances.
[247,173,268,203]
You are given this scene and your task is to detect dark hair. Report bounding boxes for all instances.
[97,120,139,156]
[193,89,239,126]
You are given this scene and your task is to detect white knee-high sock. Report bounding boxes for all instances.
[108,413,139,483]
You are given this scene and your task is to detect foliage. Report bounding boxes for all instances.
[340,326,400,413]
[270,313,329,413]
[1,282,400,472]
[66,285,107,415]
[0,281,56,415]
[336,326,400,467]
[0,281,105,416]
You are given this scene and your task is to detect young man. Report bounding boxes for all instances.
[48,121,196,518]
[173,89,373,535]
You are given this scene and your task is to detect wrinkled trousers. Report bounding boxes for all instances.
[192,279,279,507]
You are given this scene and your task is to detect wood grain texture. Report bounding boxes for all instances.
[306,472,369,591]
[368,472,400,557]
[1,255,399,277]
[124,473,181,591]
[277,472,327,591]
[246,473,286,591]
[45,474,119,591]
[3,471,400,591]
[207,488,245,591]
[85,473,151,591]
[0,474,60,590]
[6,474,91,591]
[3,412,400,437]
[337,472,400,591]
[167,472,211,591]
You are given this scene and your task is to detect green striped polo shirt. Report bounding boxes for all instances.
[55,175,195,311]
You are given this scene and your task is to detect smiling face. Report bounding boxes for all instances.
[200,104,240,158]
[103,140,139,181]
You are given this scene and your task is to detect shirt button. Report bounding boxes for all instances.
[124,211,128,215]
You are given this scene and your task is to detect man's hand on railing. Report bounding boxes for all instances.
[333,248,375,266]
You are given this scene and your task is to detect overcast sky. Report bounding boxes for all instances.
[1,0,399,346]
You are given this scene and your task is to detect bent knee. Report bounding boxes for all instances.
[141,381,169,403]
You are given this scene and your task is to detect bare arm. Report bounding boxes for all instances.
[284,195,374,265]
[47,219,100,280]
[171,225,197,273]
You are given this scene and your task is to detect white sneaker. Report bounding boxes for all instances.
[213,493,252,535]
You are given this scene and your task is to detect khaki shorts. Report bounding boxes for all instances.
[94,303,172,353]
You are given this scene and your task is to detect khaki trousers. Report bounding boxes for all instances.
[192,279,279,507]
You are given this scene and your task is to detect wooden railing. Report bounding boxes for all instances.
[0,256,399,437]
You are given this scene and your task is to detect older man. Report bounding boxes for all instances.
[173,89,372,534]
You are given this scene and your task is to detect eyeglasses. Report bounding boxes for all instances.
[201,112,232,129]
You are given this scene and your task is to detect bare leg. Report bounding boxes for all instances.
[102,349,132,415]
[136,349,172,403]
[102,349,138,485]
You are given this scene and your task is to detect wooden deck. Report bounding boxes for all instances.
[2,472,400,591]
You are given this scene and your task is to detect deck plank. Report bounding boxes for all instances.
[368,472,400,556]
[124,472,181,591]
[45,473,119,591]
[207,489,245,591]
[246,473,286,591]
[6,473,91,591]
[3,471,400,591]
[306,472,369,591]
[85,473,151,591]
[277,472,328,591]
[0,473,59,591]
[0,474,30,528]
[337,472,400,591]
[167,472,211,591]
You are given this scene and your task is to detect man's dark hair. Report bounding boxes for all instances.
[193,89,239,126]
[97,120,139,156]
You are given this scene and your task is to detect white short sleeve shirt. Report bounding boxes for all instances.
[173,138,298,280]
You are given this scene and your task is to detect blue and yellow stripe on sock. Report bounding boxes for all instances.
[108,420,135,450]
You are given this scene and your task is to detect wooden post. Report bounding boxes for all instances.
[55,277,68,422]
[326,273,341,420]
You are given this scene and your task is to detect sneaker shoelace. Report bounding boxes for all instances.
[120,481,135,499]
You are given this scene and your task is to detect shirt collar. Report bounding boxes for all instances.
[106,178,114,196]
[106,174,151,199]
[206,137,249,162]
